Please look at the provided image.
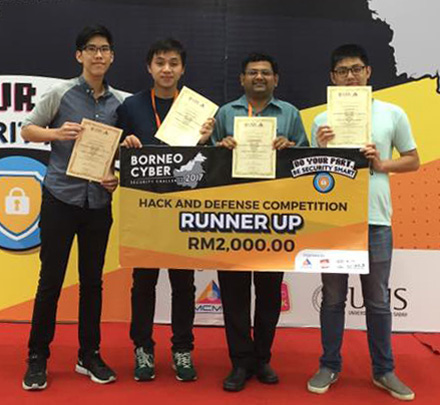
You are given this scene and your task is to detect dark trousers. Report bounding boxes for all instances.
[218,271,284,370]
[28,189,112,359]
[130,268,195,352]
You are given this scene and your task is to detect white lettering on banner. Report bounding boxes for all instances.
[130,153,184,178]
[131,153,184,166]
[131,165,171,177]
[179,212,304,234]
[291,155,357,179]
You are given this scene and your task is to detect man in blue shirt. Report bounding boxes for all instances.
[213,53,309,392]
[21,25,124,391]
[307,44,419,401]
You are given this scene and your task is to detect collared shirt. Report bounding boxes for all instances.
[22,76,125,208]
[212,94,309,146]
[312,99,417,226]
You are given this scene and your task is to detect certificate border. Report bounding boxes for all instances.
[232,116,277,179]
[327,86,372,147]
[66,118,122,182]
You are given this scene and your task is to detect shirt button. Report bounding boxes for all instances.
[95,114,99,118]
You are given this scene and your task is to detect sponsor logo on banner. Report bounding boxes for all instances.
[0,155,46,250]
[302,258,312,269]
[195,280,222,314]
[320,258,330,269]
[311,285,409,318]
[296,250,369,274]
[281,282,291,312]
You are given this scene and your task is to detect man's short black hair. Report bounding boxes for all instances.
[241,53,279,75]
[331,44,369,71]
[146,38,186,67]
[75,25,114,51]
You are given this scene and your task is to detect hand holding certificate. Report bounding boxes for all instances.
[232,117,277,179]
[327,86,372,147]
[67,118,122,182]
[154,86,219,146]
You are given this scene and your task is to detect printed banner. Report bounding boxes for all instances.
[119,146,369,273]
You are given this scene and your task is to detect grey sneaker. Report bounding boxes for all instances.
[172,351,197,382]
[373,372,415,401]
[307,367,339,394]
[134,347,155,381]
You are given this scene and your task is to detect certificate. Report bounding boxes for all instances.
[67,118,122,182]
[327,86,372,147]
[232,117,277,179]
[155,86,219,146]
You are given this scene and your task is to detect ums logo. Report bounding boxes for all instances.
[0,155,46,251]
[195,280,222,314]
[311,285,409,317]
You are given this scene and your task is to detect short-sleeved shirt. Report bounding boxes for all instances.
[22,76,125,208]
[311,99,417,226]
[212,94,309,146]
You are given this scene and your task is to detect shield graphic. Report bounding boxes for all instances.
[0,173,43,241]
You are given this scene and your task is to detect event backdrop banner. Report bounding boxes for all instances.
[119,146,369,272]
[1,1,439,331]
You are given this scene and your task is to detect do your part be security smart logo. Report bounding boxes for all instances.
[290,155,358,194]
[0,156,46,251]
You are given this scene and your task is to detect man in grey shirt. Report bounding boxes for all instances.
[21,25,124,391]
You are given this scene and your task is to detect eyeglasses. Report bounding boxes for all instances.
[333,65,366,77]
[245,69,274,77]
[82,45,112,55]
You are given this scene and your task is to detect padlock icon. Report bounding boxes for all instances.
[5,187,30,215]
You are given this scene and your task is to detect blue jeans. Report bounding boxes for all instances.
[319,225,394,377]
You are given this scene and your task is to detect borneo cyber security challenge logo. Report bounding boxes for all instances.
[195,280,222,314]
[129,150,207,189]
[291,155,358,193]
[0,155,46,250]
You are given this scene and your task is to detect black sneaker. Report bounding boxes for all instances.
[75,351,116,384]
[22,354,47,391]
[134,347,155,381]
[172,351,197,382]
